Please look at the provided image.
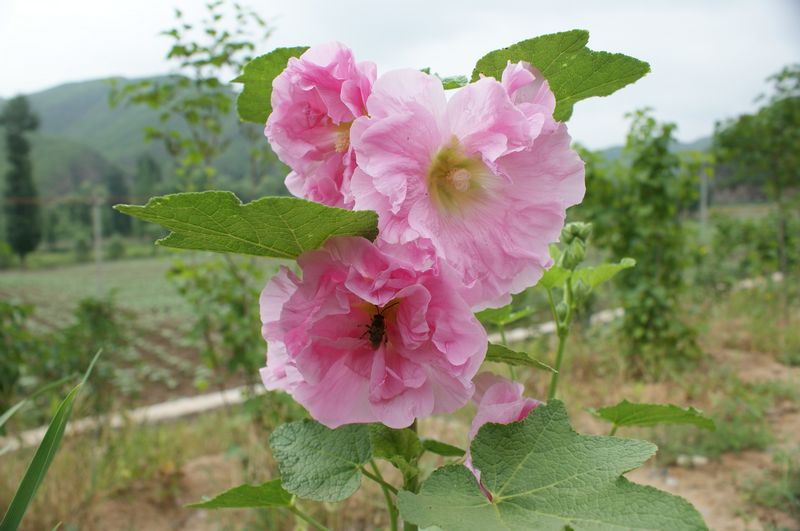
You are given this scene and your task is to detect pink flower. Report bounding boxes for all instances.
[465,373,540,495]
[265,42,376,208]
[259,236,487,429]
[350,65,584,310]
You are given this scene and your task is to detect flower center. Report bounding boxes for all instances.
[334,122,352,153]
[427,137,488,213]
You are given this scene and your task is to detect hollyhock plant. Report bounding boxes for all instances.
[465,373,540,493]
[265,42,376,208]
[259,236,487,429]
[350,64,585,309]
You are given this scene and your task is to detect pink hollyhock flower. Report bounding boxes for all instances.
[259,236,487,429]
[465,373,540,496]
[350,65,584,309]
[265,42,376,208]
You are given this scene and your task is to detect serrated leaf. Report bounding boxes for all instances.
[188,480,291,509]
[572,257,636,288]
[398,401,707,530]
[421,439,465,458]
[115,191,378,259]
[233,46,308,123]
[591,400,716,431]
[472,29,650,121]
[485,343,557,373]
[269,420,371,502]
[536,263,570,290]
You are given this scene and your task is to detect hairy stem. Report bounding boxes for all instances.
[370,460,399,531]
[547,279,574,401]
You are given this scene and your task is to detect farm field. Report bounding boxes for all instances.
[1,256,798,530]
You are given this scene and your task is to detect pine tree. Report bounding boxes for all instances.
[0,96,41,265]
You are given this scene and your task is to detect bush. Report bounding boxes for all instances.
[74,235,91,262]
[0,241,14,269]
[0,300,40,415]
[106,235,126,261]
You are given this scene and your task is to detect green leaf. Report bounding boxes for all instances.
[233,46,309,124]
[472,29,650,121]
[269,420,372,502]
[475,305,533,327]
[421,439,465,458]
[572,257,636,288]
[0,375,75,430]
[187,480,291,509]
[536,263,570,290]
[369,424,423,479]
[398,401,707,530]
[1,350,102,531]
[441,75,468,89]
[115,191,378,259]
[591,400,716,431]
[485,343,557,373]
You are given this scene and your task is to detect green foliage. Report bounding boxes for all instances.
[370,424,423,481]
[188,480,292,509]
[110,0,272,191]
[234,47,309,124]
[745,452,800,519]
[475,305,532,328]
[0,350,100,531]
[472,30,650,121]
[579,110,699,373]
[1,96,42,263]
[116,191,378,259]
[105,235,126,261]
[167,255,266,386]
[591,399,715,432]
[420,439,465,458]
[269,420,372,502]
[105,167,131,235]
[398,401,706,530]
[73,235,91,262]
[0,300,39,414]
[485,343,556,372]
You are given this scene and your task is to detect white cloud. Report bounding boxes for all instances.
[1,0,797,148]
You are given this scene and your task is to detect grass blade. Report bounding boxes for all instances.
[0,350,101,531]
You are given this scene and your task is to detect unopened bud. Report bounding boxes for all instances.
[555,301,569,322]
[560,240,585,270]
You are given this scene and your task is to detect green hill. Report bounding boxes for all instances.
[0,77,285,200]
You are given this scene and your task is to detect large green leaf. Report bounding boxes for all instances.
[233,46,309,124]
[187,480,291,509]
[485,343,556,373]
[573,258,636,288]
[475,305,533,327]
[591,400,716,431]
[472,30,650,121]
[1,351,101,531]
[115,191,378,259]
[398,401,707,530]
[536,263,570,290]
[269,420,372,502]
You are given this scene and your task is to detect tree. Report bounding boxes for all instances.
[1,96,41,264]
[105,166,131,235]
[714,64,800,278]
[580,109,699,374]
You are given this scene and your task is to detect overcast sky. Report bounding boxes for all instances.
[1,0,798,149]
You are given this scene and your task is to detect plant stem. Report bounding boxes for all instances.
[370,460,399,531]
[402,420,420,531]
[360,465,399,495]
[547,280,574,401]
[609,425,619,436]
[288,501,328,531]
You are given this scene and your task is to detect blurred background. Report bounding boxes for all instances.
[0,1,798,529]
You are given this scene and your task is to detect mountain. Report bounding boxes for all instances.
[0,77,285,200]
[598,136,712,162]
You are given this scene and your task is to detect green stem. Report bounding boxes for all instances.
[547,280,574,401]
[360,465,399,495]
[288,501,328,531]
[403,420,420,531]
[609,425,619,436]
[370,460,399,531]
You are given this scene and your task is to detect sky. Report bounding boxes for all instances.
[1,0,798,149]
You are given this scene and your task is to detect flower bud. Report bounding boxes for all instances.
[555,301,569,322]
[560,240,585,270]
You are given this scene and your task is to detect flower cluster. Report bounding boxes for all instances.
[261,43,583,440]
